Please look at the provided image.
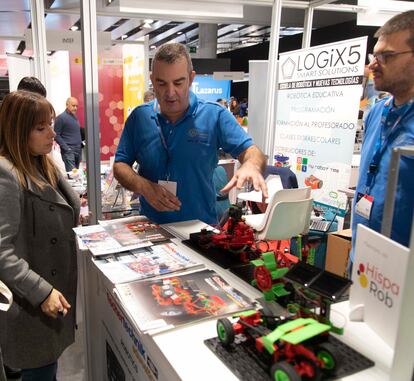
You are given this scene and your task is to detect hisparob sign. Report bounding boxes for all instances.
[350,225,409,348]
[273,37,367,210]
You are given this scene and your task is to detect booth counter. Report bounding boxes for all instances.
[77,223,394,381]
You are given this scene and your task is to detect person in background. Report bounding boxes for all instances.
[54,97,82,172]
[230,97,240,118]
[213,164,231,222]
[350,10,414,271]
[0,91,80,381]
[17,76,47,97]
[239,98,248,117]
[216,98,228,109]
[114,42,267,225]
[143,90,155,103]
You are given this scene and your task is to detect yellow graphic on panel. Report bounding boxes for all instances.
[122,44,145,121]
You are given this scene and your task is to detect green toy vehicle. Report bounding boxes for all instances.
[217,310,341,381]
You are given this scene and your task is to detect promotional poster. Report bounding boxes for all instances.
[273,37,367,211]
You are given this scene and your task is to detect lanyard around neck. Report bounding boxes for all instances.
[153,100,170,180]
[365,97,414,193]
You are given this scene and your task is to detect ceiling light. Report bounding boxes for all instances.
[142,20,153,30]
[241,40,247,44]
[150,45,156,49]
[70,25,79,31]
[144,19,153,24]
[177,31,183,35]
[47,51,52,55]
[15,50,21,54]
[121,34,128,40]
[119,1,243,19]
[366,5,379,14]
[233,28,239,31]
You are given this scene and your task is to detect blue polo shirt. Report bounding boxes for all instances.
[351,97,414,262]
[115,91,253,224]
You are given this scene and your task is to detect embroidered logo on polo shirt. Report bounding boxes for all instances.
[187,128,209,144]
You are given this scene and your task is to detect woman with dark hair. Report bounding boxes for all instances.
[0,91,80,381]
[230,97,240,117]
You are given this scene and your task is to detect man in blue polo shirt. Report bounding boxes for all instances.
[54,97,82,172]
[114,42,267,224]
[351,10,414,269]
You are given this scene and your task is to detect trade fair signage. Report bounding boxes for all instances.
[213,71,244,81]
[25,30,112,52]
[350,224,409,349]
[122,44,146,120]
[191,75,231,103]
[273,37,367,211]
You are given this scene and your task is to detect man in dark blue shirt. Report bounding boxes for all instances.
[54,97,82,172]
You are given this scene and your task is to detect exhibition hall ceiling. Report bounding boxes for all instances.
[0,0,355,59]
[0,0,363,64]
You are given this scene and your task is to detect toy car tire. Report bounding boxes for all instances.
[316,342,342,374]
[295,355,321,381]
[270,361,300,381]
[216,318,235,346]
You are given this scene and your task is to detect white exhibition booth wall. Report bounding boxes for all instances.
[6,54,35,92]
[7,51,71,115]
[248,60,268,156]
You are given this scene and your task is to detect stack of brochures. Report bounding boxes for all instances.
[93,241,202,284]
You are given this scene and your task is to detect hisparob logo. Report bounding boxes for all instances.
[357,262,399,308]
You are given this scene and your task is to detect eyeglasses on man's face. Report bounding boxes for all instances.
[371,50,414,65]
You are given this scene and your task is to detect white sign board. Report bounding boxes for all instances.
[248,60,269,153]
[273,37,367,211]
[25,30,112,52]
[213,71,244,81]
[350,224,409,348]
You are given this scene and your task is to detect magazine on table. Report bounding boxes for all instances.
[93,241,203,284]
[74,216,173,256]
[99,216,173,245]
[115,269,253,334]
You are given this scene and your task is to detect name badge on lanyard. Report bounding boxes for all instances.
[355,192,374,220]
[158,180,177,196]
